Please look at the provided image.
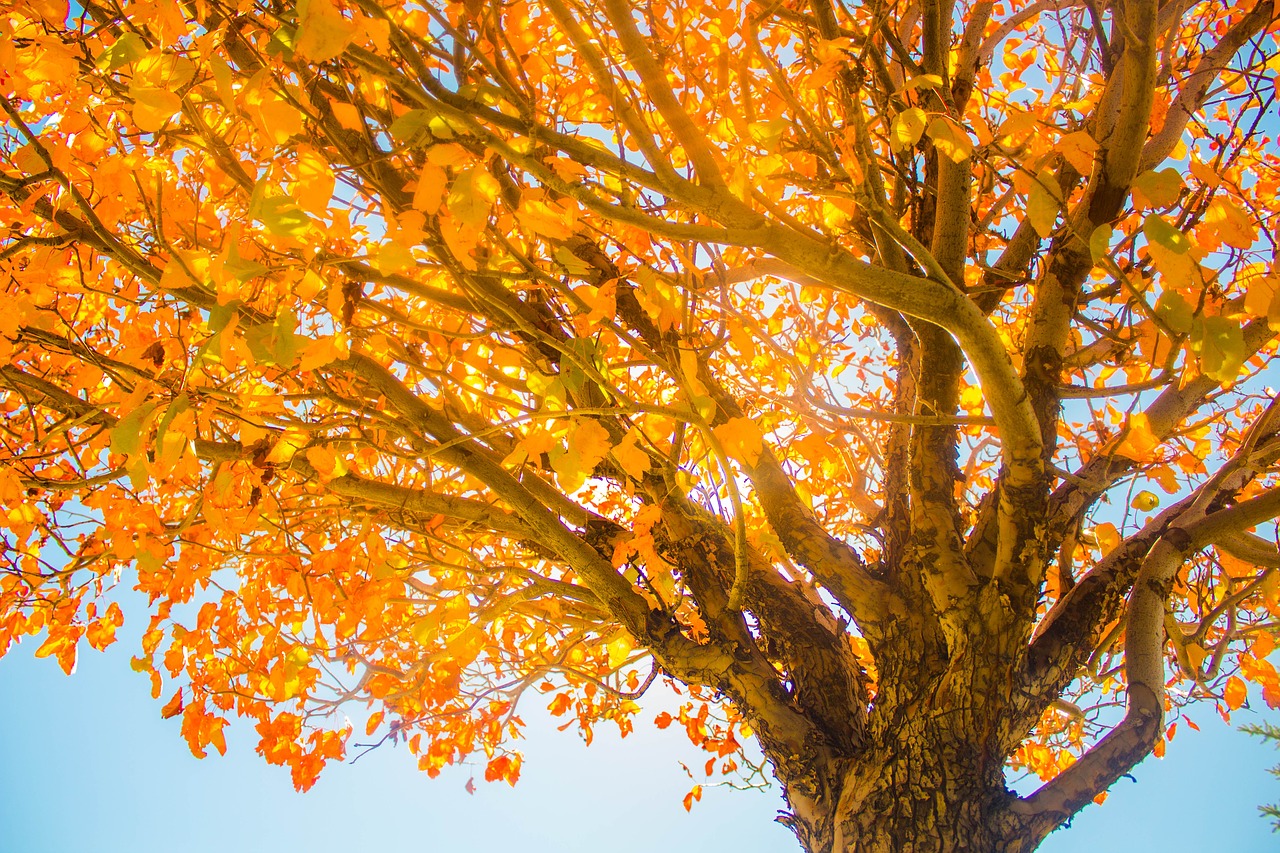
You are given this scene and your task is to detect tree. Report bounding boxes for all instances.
[2,0,1279,847]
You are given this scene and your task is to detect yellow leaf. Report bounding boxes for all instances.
[267,427,309,464]
[291,145,335,217]
[713,416,764,466]
[427,143,471,168]
[296,269,327,302]
[1092,522,1120,556]
[245,81,305,145]
[1150,464,1180,494]
[1243,268,1280,317]
[612,429,652,480]
[445,624,487,669]
[295,0,359,62]
[1205,197,1257,250]
[517,197,576,240]
[550,419,612,492]
[1027,169,1062,237]
[927,116,973,162]
[607,634,633,670]
[330,101,363,131]
[1131,490,1159,511]
[890,108,927,151]
[1114,412,1161,462]
[376,241,416,274]
[1057,130,1097,175]
[448,167,500,231]
[130,86,182,132]
[298,335,345,371]
[570,419,612,462]
[1132,168,1184,209]
[133,51,195,90]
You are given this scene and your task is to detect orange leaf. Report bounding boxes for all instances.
[412,162,449,214]
[682,784,703,812]
[161,689,184,719]
[1224,675,1247,711]
[713,416,764,466]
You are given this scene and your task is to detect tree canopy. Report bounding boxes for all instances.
[2,0,1280,848]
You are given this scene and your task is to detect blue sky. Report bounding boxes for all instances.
[2,627,1279,853]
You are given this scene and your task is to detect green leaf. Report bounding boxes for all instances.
[110,402,159,460]
[389,110,434,144]
[747,120,788,151]
[96,32,147,71]
[1089,224,1114,265]
[154,393,191,447]
[902,74,944,92]
[1143,214,1191,255]
[1028,170,1062,238]
[554,246,596,277]
[259,195,312,237]
[266,25,297,58]
[207,302,239,334]
[1192,315,1245,382]
[245,309,301,367]
[690,394,717,422]
[1154,291,1194,334]
[1132,168,1184,209]
[527,372,566,410]
[225,254,270,283]
[447,167,499,231]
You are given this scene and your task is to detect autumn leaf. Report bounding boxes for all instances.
[1131,491,1160,511]
[1131,168,1184,209]
[607,633,634,669]
[161,689,184,720]
[891,108,927,150]
[129,86,182,132]
[713,417,764,466]
[1113,413,1161,462]
[1057,130,1098,174]
[1224,676,1247,711]
[1027,169,1062,237]
[411,162,449,214]
[612,429,652,480]
[550,419,612,492]
[291,145,337,216]
[305,445,348,481]
[110,402,159,460]
[448,167,500,231]
[1191,315,1246,382]
[295,0,360,62]
[926,116,973,162]
[96,32,146,71]
[1205,197,1257,249]
[1154,291,1194,334]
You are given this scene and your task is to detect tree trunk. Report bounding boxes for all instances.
[766,622,1051,853]
[779,734,1036,853]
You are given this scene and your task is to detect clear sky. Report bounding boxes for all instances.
[3,620,1279,853]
